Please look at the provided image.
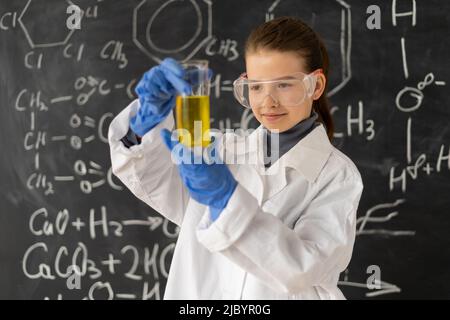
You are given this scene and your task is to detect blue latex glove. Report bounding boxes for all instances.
[130,58,213,137]
[130,58,191,137]
[160,129,238,221]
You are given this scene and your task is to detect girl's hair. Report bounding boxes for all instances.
[245,16,334,141]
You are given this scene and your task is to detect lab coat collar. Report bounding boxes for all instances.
[241,123,333,183]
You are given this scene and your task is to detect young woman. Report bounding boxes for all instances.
[108,17,363,299]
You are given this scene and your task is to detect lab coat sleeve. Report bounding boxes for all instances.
[196,174,363,294]
[108,99,189,226]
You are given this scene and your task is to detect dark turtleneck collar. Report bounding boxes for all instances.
[263,111,319,168]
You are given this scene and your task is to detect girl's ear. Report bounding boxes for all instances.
[312,73,326,100]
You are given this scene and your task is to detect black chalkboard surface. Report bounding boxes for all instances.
[1,0,449,299]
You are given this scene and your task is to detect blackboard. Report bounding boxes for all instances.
[0,0,449,299]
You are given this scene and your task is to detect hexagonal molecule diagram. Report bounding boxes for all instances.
[266,0,352,97]
[133,0,212,64]
[18,0,76,49]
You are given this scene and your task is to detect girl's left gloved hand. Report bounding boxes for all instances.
[160,129,238,221]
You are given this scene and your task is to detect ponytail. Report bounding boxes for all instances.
[313,37,334,141]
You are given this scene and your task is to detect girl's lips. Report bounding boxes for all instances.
[263,113,287,122]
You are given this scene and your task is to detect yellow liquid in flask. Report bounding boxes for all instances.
[175,95,211,147]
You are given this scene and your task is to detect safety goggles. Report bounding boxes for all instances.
[232,69,322,109]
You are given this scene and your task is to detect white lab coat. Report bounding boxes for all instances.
[108,99,364,300]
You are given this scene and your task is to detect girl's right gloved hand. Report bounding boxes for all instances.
[129,58,191,137]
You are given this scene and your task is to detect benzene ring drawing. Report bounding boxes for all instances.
[133,0,213,64]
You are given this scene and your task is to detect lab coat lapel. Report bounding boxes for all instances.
[234,126,287,205]
[234,163,265,206]
[281,125,333,183]
[220,129,265,206]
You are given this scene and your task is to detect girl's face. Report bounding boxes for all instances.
[245,49,326,133]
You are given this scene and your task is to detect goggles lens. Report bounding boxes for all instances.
[233,71,320,109]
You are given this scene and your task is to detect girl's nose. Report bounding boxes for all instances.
[261,93,279,108]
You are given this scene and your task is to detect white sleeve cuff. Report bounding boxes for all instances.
[108,99,175,159]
